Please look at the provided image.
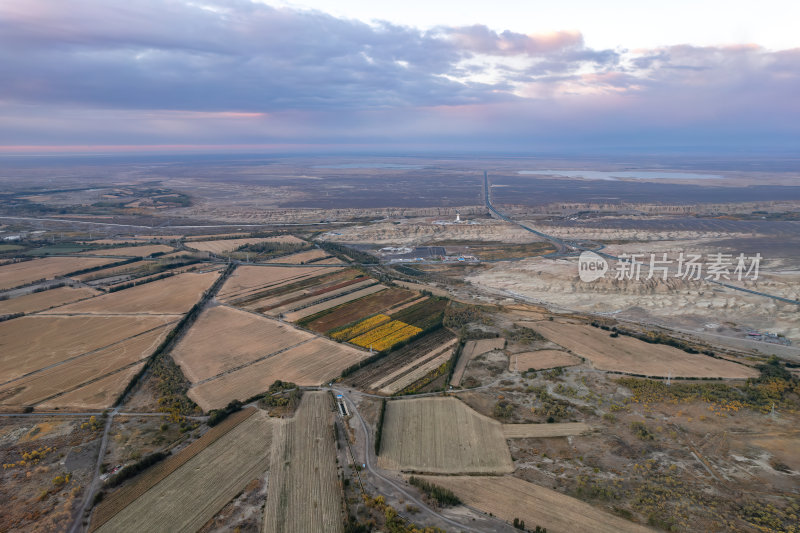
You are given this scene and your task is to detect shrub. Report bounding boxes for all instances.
[409,476,461,506]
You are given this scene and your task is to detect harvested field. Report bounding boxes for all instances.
[38,362,145,410]
[0,315,176,383]
[0,322,173,408]
[0,286,99,315]
[0,256,118,290]
[80,244,174,257]
[74,260,156,282]
[376,339,457,395]
[502,422,591,438]
[171,306,314,383]
[90,408,257,531]
[451,337,506,386]
[509,350,582,372]
[95,410,274,533]
[263,278,377,317]
[236,269,362,310]
[45,271,219,315]
[263,392,343,533]
[378,397,513,474]
[217,265,340,302]
[265,248,329,264]
[525,321,758,378]
[301,287,417,332]
[415,475,653,533]
[188,337,368,411]
[346,329,457,390]
[282,284,387,322]
[186,236,305,254]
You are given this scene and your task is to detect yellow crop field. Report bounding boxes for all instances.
[331,314,390,341]
[350,320,421,349]
[263,392,343,533]
[0,286,99,315]
[415,475,654,533]
[44,271,219,315]
[95,411,275,533]
[0,257,118,290]
[378,397,513,474]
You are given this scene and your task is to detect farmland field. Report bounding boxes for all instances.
[171,306,315,382]
[263,392,343,533]
[95,410,274,533]
[0,322,174,408]
[451,337,506,386]
[345,328,457,390]
[217,265,341,302]
[264,248,330,264]
[301,287,417,332]
[90,408,257,531]
[415,475,653,533]
[378,397,513,474]
[44,271,219,315]
[281,284,387,322]
[262,278,377,317]
[0,315,176,384]
[502,422,591,438]
[186,236,305,254]
[0,256,118,290]
[524,320,758,378]
[0,286,99,315]
[73,260,156,282]
[349,320,421,351]
[38,362,146,410]
[376,340,456,394]
[509,349,582,372]
[80,244,174,257]
[234,268,362,310]
[188,337,368,411]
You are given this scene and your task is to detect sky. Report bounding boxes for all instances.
[0,0,799,154]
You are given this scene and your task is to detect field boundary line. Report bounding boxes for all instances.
[370,338,458,391]
[88,407,257,532]
[0,320,178,388]
[192,336,318,386]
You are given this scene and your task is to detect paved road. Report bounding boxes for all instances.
[484,171,800,307]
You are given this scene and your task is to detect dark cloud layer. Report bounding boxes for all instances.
[0,0,798,151]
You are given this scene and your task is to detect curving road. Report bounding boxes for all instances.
[329,386,514,533]
[484,171,800,307]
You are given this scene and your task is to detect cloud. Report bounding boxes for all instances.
[0,1,798,151]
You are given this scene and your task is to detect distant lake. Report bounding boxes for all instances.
[518,170,723,181]
[312,163,423,169]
